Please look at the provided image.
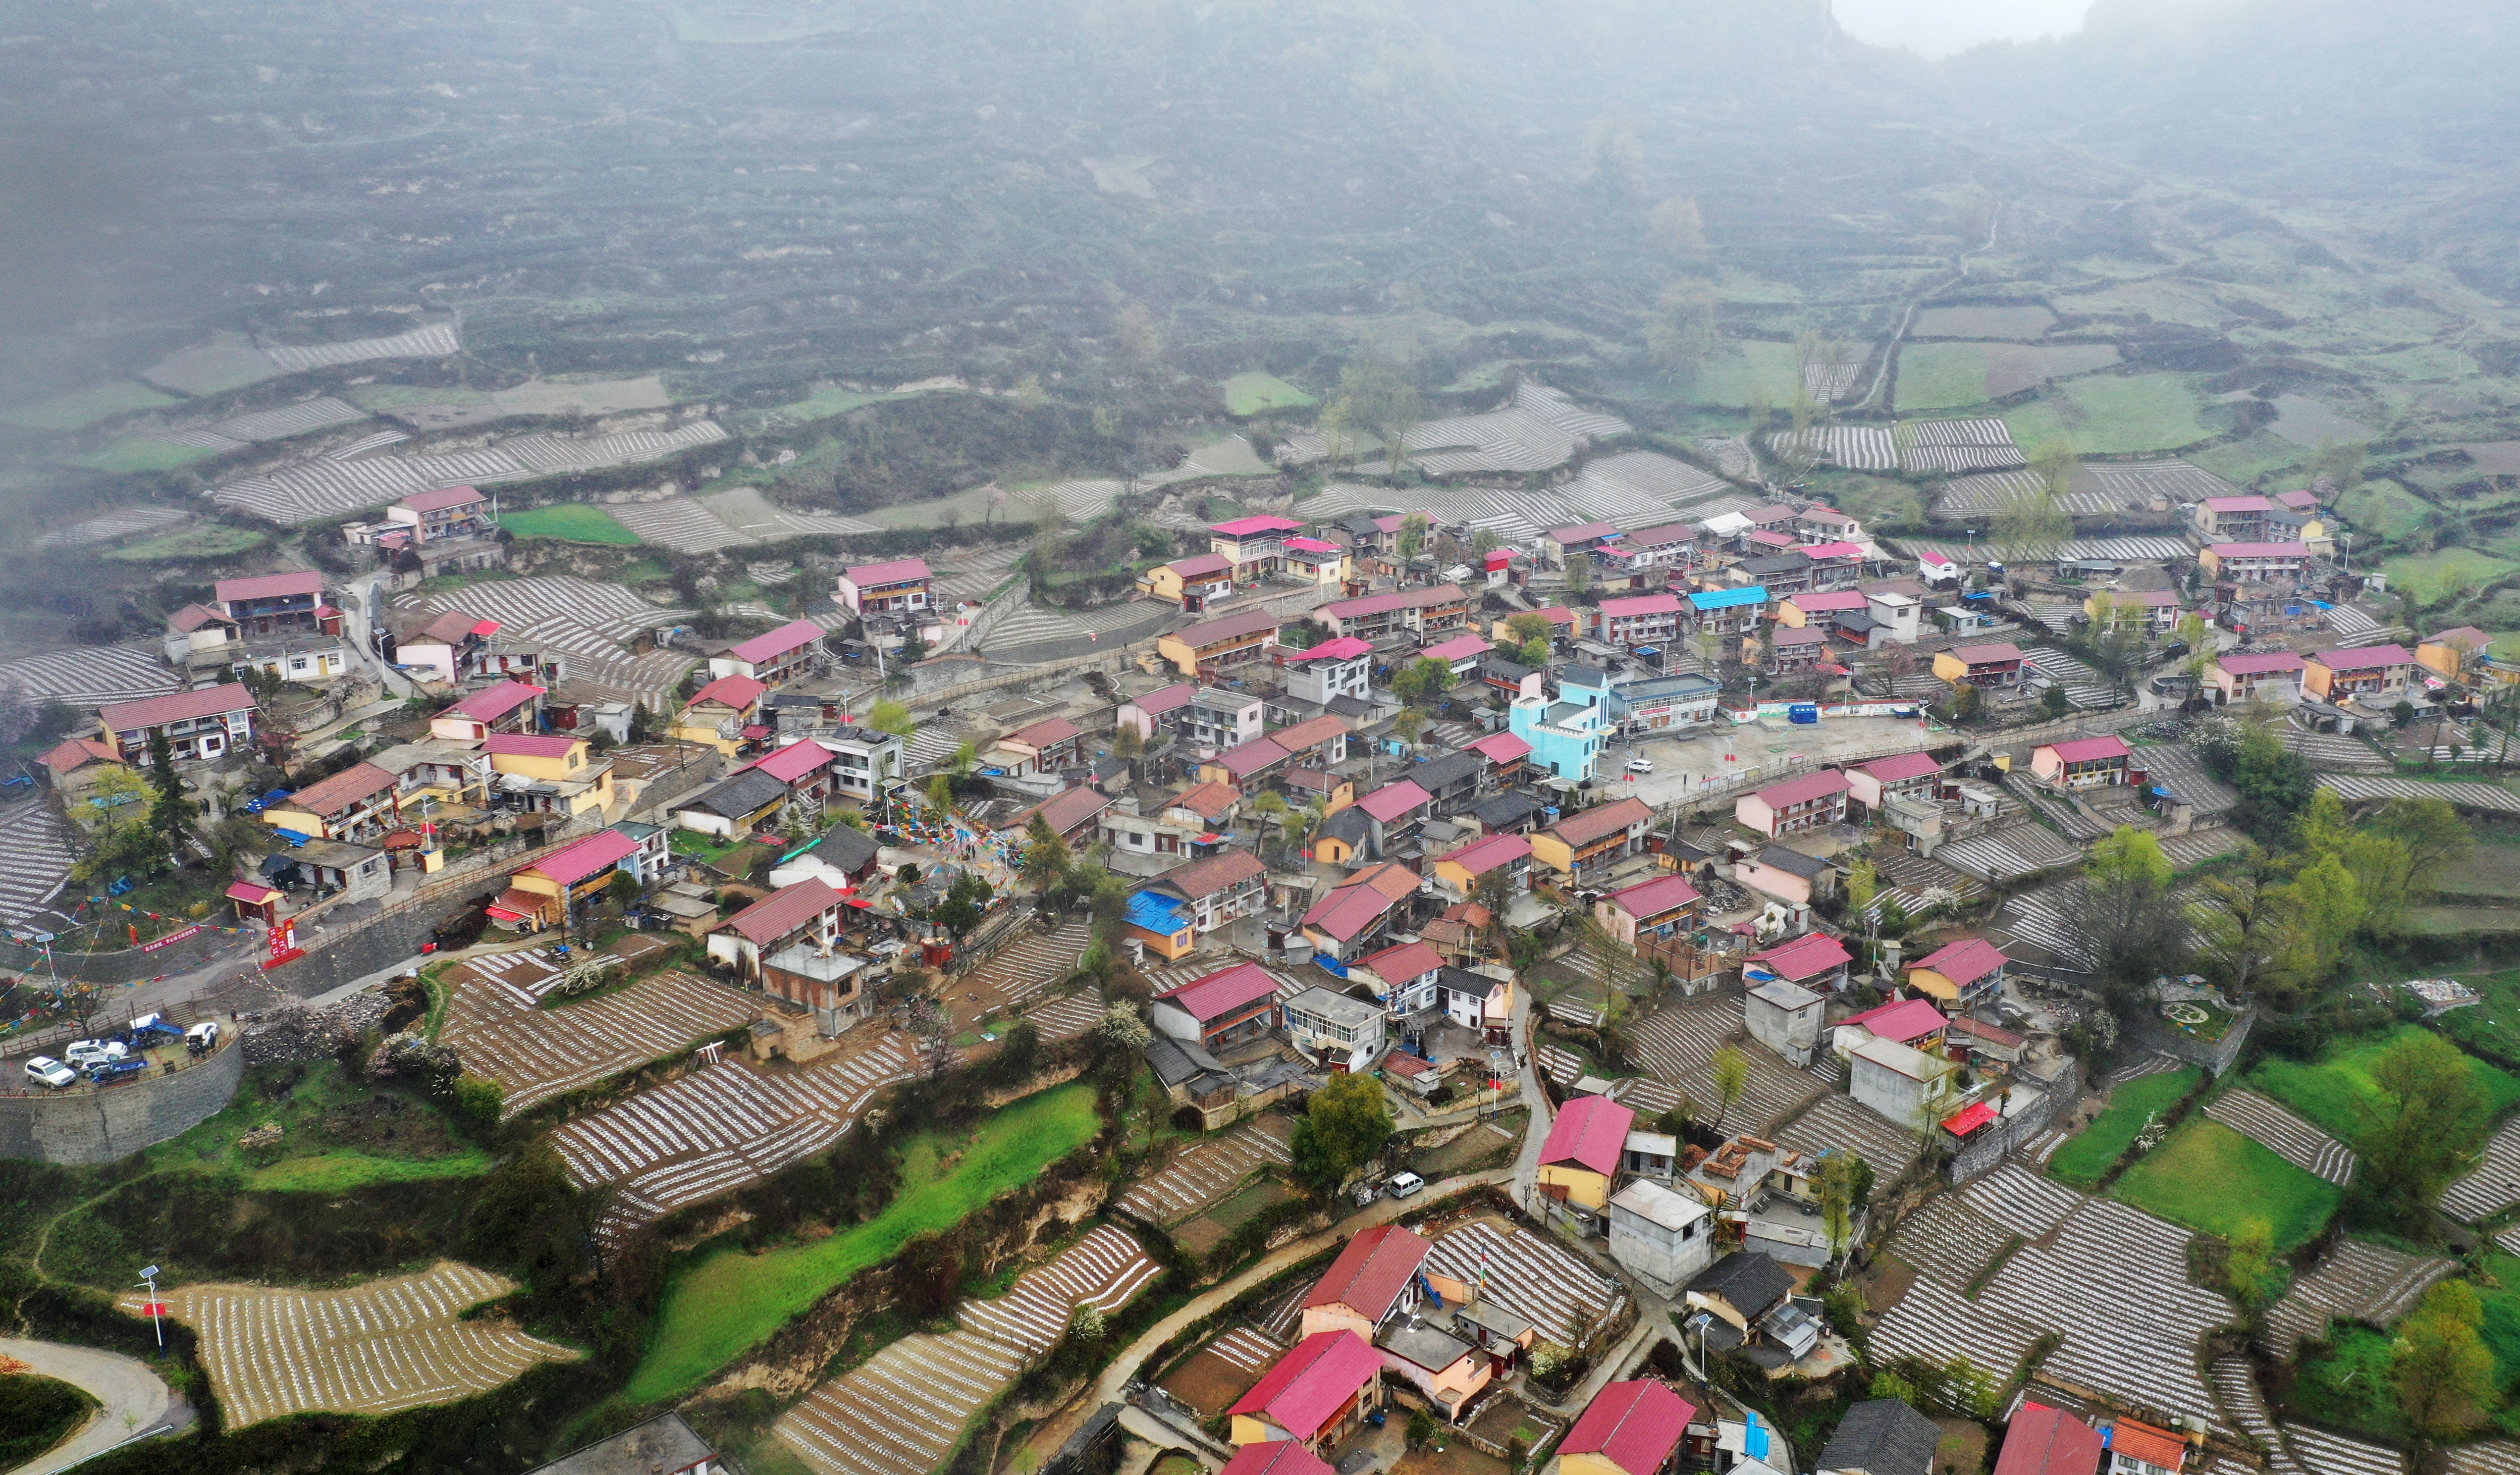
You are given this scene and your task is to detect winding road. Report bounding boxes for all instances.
[0,1336,178,1475]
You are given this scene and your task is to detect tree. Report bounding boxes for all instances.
[2230,719,2316,841]
[2356,1030,2491,1223]
[2077,827,2183,1012]
[1646,280,1720,384]
[1709,1045,1748,1131]
[1820,1150,1862,1266]
[76,767,168,884]
[1383,385,1426,479]
[1397,513,1431,564]
[2040,685,2071,719]
[2264,852,2362,1000]
[1110,724,1144,761]
[866,699,918,737]
[1845,859,1879,926]
[607,870,642,907]
[932,896,982,940]
[1290,1072,1394,1193]
[1392,657,1455,707]
[1405,1408,1439,1451]
[2395,1280,2496,1443]
[898,631,929,666]
[2370,798,2472,897]
[2223,1217,2276,1312]
[1019,824,1071,896]
[1250,790,1289,852]
[2028,438,2079,499]
[1504,613,1557,647]
[2190,846,2294,1003]
[1651,196,1707,256]
[926,773,955,818]
[1115,302,1163,367]
[1991,479,2069,564]
[1518,637,1551,669]
[144,729,190,847]
[1393,708,1428,745]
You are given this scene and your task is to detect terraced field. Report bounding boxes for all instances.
[212,418,729,523]
[396,576,697,707]
[1623,993,1822,1135]
[1423,1217,1627,1350]
[29,505,190,549]
[0,642,182,709]
[1114,1114,1294,1226]
[2442,1113,2520,1222]
[775,1226,1160,1475]
[440,963,759,1116]
[2318,775,2520,815]
[124,1261,573,1426]
[2262,1239,2453,1358]
[2204,1089,2355,1184]
[0,798,81,928]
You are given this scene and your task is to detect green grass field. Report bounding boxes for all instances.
[2003,373,2213,456]
[2250,1025,2520,1143]
[1,381,180,432]
[2047,1066,2198,1187]
[72,437,217,474]
[761,386,892,422]
[1894,344,1991,412]
[1809,471,1926,531]
[501,504,640,544]
[2293,1325,2403,1439]
[625,1083,1101,1402]
[1693,340,1806,409]
[1224,372,1316,416]
[2110,1118,2341,1250]
[101,526,266,563]
[2336,477,2437,539]
[2382,547,2520,603]
[245,1148,493,1193]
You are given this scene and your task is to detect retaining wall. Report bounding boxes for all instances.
[1946,1073,2074,1184]
[0,1038,243,1165]
[2137,1005,2256,1077]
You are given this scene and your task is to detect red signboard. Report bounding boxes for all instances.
[260,917,304,971]
[141,925,203,954]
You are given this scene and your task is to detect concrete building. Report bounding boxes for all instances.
[2030,735,2134,790]
[1744,979,1824,1067]
[833,557,931,617]
[1229,1331,1384,1454]
[99,684,257,764]
[1282,986,1386,1073]
[1932,642,2026,690]
[2303,643,2417,703]
[1735,770,1851,838]
[1281,637,1374,706]
[1531,796,1655,883]
[2206,650,2305,705]
[1596,873,1703,948]
[1151,961,1282,1051]
[1849,1036,1961,1132]
[1156,608,1282,679]
[708,618,824,686]
[1607,1181,1717,1298]
[1510,664,1610,783]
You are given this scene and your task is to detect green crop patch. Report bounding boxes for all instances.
[1,381,180,432]
[1894,344,1991,412]
[502,504,641,544]
[71,437,218,474]
[2109,1118,2341,1250]
[2249,1025,2520,1144]
[626,1082,1101,1402]
[1224,372,1317,416]
[2046,1066,2198,1187]
[2383,548,2519,603]
[101,526,268,563]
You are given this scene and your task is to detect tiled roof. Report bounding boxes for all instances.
[1749,769,1850,810]
[1303,1224,1432,1320]
[1992,1404,2104,1475]
[1210,515,1305,538]
[215,571,325,602]
[2041,735,2131,763]
[1816,1399,1943,1475]
[1300,865,1417,942]
[168,602,233,633]
[1285,636,1373,663]
[1355,781,1431,823]
[2212,651,2305,675]
[100,683,256,733]
[1323,583,1468,620]
[483,734,580,760]
[1217,737,1290,779]
[282,761,396,816]
[1945,642,2024,664]
[728,618,824,664]
[1219,1442,1336,1475]
[2204,495,2275,512]
[1227,1331,1382,1440]
[1009,716,1082,749]
[1156,960,1281,1023]
[1442,832,1530,876]
[1467,732,1531,764]
[397,484,485,512]
[1019,784,1113,837]
[1273,714,1350,753]
[1359,940,1444,982]
[444,680,544,722]
[1860,751,1942,783]
[1166,552,1233,579]
[1170,780,1241,820]
[1772,626,1830,647]
[747,740,835,783]
[1561,1380,1698,1475]
[2312,643,2414,671]
[1842,996,1946,1044]
[1541,1093,1634,1176]
[843,556,930,586]
[524,829,641,889]
[1128,683,1197,716]
[1420,633,1493,662]
[1545,796,1653,849]
[1173,608,1282,647]
[1604,874,1701,919]
[1599,593,1683,618]
[685,674,766,711]
[38,737,120,773]
[1749,931,1853,983]
[721,879,844,946]
[1788,590,1869,613]
[1153,848,1265,900]
[2105,1421,2189,1474]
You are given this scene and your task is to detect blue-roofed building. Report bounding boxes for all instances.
[1125,891,1197,961]
[1510,665,1610,785]
[1688,582,1769,654]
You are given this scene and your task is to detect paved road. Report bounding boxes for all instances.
[0,1336,176,1475]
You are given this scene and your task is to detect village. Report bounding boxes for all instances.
[6,424,2520,1475]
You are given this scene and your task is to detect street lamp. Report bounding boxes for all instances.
[136,1264,163,1348]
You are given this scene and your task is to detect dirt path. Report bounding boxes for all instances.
[0,1335,177,1475]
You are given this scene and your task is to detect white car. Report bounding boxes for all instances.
[63,1040,126,1070]
[185,1022,221,1053]
[1625,758,1655,774]
[23,1057,74,1090]
[1387,1171,1426,1199]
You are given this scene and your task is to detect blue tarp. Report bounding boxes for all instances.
[1689,584,1769,612]
[1124,892,1190,936]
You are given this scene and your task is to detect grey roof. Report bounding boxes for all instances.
[1756,846,1832,880]
[1749,979,1823,1013]
[1284,984,1382,1027]
[1817,1400,1943,1475]
[1738,553,1814,576]
[1438,965,1502,1000]
[1485,656,1535,682]
[681,768,789,820]
[1317,806,1376,847]
[1328,694,1381,720]
[1411,750,1481,790]
[1469,792,1540,830]
[1609,1178,1710,1230]
[1375,1317,1476,1373]
[807,823,880,873]
[526,1415,715,1475]
[1560,664,1609,689]
[1147,1033,1228,1090]
[1687,1250,1795,1318]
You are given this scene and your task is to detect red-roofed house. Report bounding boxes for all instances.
[707,879,849,981]
[1280,637,1374,705]
[1776,589,1869,626]
[834,557,931,617]
[1152,961,1283,1051]
[1300,1225,1432,1340]
[1284,536,1350,585]
[37,737,122,787]
[2031,735,2134,790]
[1432,832,1532,900]
[483,732,618,817]
[261,761,399,843]
[1318,584,1473,642]
[1158,608,1283,679]
[2304,644,2416,702]
[1531,796,1656,881]
[673,674,767,754]
[2192,495,2275,541]
[1210,515,1307,580]
[710,618,825,686]
[1846,751,1941,812]
[1229,1331,1385,1452]
[1560,1379,1699,1475]
[1993,1404,2104,1475]
[2198,542,2309,579]
[2206,649,2306,705]
[744,738,837,799]
[214,571,334,637]
[1932,642,2026,690]
[1354,940,1445,1014]
[429,680,545,742]
[1465,731,1532,787]
[2102,1420,2191,1475]
[1596,874,1703,947]
[1596,593,1684,646]
[1116,682,1196,740]
[98,684,258,763]
[1908,937,2008,1005]
[1540,1094,1636,1210]
[988,716,1085,778]
[1839,997,1948,1050]
[1749,932,1854,993]
[1141,848,1270,940]
[1734,770,1850,838]
[503,828,643,929]
[1420,632,1494,674]
[383,484,494,544]
[1299,862,1421,960]
[1220,1443,1336,1475]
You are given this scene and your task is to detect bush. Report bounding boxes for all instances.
[451,1074,504,1138]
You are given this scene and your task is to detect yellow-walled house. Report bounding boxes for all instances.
[1537,1094,1633,1211]
[672,674,767,756]
[483,733,616,818]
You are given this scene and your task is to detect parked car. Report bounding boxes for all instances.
[1624,758,1655,775]
[63,1040,127,1070]
[185,1022,221,1054]
[1387,1171,1426,1199]
[128,1012,179,1042]
[22,1057,73,1089]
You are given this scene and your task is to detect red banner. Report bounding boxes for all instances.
[141,925,202,954]
[261,918,304,971]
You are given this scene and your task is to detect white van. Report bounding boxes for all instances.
[1387,1171,1426,1199]
[185,1022,221,1053]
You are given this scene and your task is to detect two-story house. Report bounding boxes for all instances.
[263,759,403,843]
[833,557,932,617]
[2192,495,2274,542]
[483,733,617,817]
[2206,650,2305,705]
[1509,666,1610,783]
[1156,608,1281,679]
[1932,642,2026,690]
[2031,735,2135,790]
[430,679,545,743]
[1299,861,1420,960]
[1530,796,1655,883]
[1281,638,1375,706]
[816,724,903,808]
[1794,504,1862,544]
[1353,939,1445,1016]
[1317,584,1473,642]
[1283,536,1350,585]
[2303,644,2417,703]
[99,685,259,764]
[1431,832,1531,901]
[1608,671,1721,735]
[1596,592,1685,647]
[708,618,824,686]
[2198,542,2309,580]
[1138,552,1237,610]
[1151,960,1283,1051]
[214,571,338,639]
[1907,937,2008,1007]
[1142,849,1270,942]
[1735,770,1851,838]
[1596,873,1703,947]
[1210,515,1307,580]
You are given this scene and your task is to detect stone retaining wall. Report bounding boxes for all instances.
[0,1037,243,1164]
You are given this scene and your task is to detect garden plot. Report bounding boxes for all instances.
[1984,344,2123,398]
[926,545,1028,607]
[0,799,77,927]
[698,485,885,541]
[1114,1114,1294,1225]
[775,1226,1158,1475]
[1859,849,1985,924]
[1537,1045,1584,1087]
[969,596,1177,662]
[1806,356,1867,402]
[1408,383,1631,477]
[1905,419,2029,474]
[2285,1426,2405,1475]
[2022,649,2118,709]
[126,1261,573,1426]
[2446,1443,2520,1475]
[441,965,759,1117]
[211,420,727,524]
[1021,989,1110,1044]
[1162,1323,1286,1418]
[2210,1357,2308,1475]
[2441,1114,2520,1222]
[2089,460,2238,505]
[264,322,462,373]
[1424,1218,1627,1350]
[2158,828,2249,870]
[0,642,180,709]
[568,1034,924,1246]
[141,324,461,396]
[30,505,189,550]
[1938,469,2130,518]
[176,396,367,446]
[1140,434,1272,486]
[503,421,729,476]
[955,919,1093,1018]
[2054,535,2198,562]
[1768,424,1899,472]
[1032,479,1126,521]
[2320,775,2520,815]
[1872,1165,2236,1436]
[1562,450,1733,520]
[1626,997,1822,1133]
[2288,731,2392,773]
[2261,1239,2452,1358]
[2133,745,2239,822]
[1776,1093,1920,1176]
[1938,822,2085,884]
[2112,1054,2185,1085]
[1884,1195,2019,1283]
[2204,1090,2355,1184]
[329,429,410,459]
[607,497,758,553]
